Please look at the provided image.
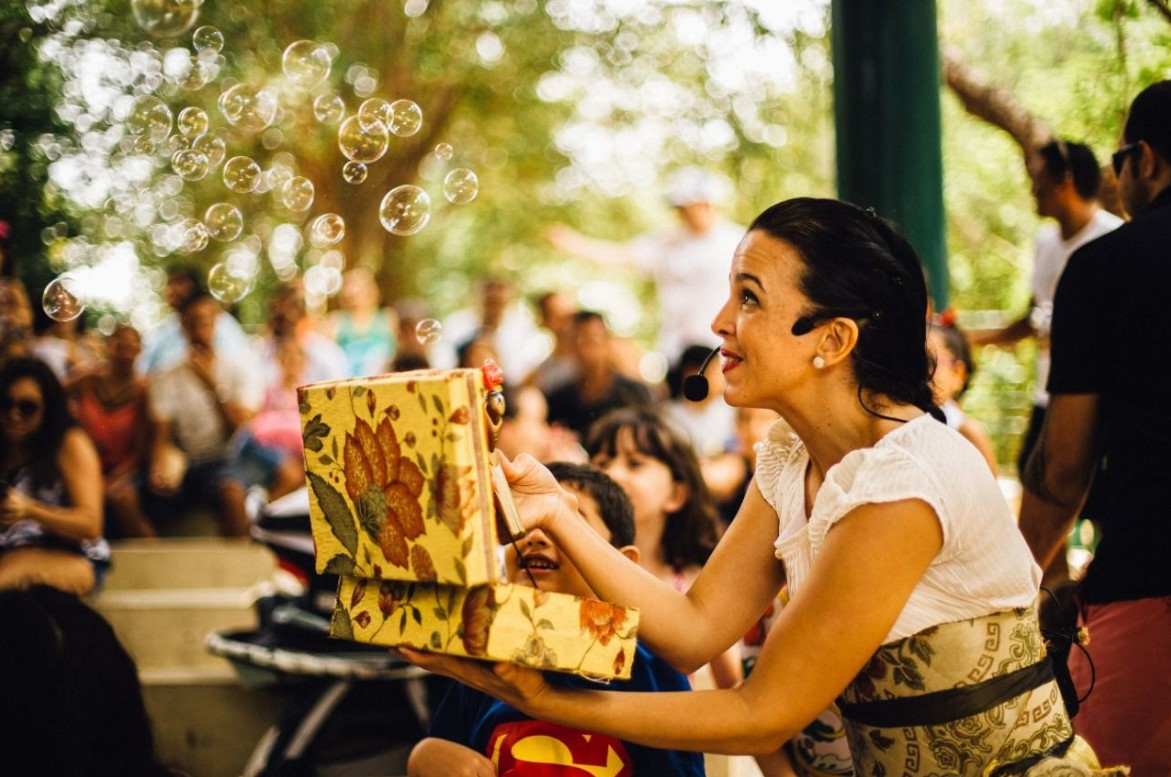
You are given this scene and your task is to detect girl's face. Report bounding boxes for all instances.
[2,377,44,444]
[591,427,686,528]
[927,330,965,404]
[712,230,816,410]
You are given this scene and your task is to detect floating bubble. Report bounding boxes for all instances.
[191,132,226,168]
[178,218,209,253]
[342,161,367,185]
[192,25,223,53]
[388,99,422,137]
[357,98,391,129]
[222,156,261,193]
[313,94,345,125]
[308,213,345,247]
[176,107,208,136]
[279,176,315,211]
[126,96,173,142]
[415,318,442,345]
[443,168,479,204]
[42,275,86,322]
[131,0,200,38]
[207,262,254,304]
[205,203,243,241]
[379,185,431,236]
[337,115,389,163]
[433,142,453,161]
[218,83,278,132]
[180,58,213,90]
[171,148,210,180]
[282,40,331,86]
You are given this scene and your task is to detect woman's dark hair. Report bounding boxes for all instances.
[585,407,719,571]
[0,356,74,490]
[929,322,976,397]
[0,586,175,777]
[748,198,936,421]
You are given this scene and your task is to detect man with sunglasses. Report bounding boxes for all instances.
[1020,80,1171,775]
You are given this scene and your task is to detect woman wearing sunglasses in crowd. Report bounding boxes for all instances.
[403,198,1121,775]
[1,357,108,594]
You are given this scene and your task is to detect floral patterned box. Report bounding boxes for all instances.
[298,369,501,586]
[333,577,639,680]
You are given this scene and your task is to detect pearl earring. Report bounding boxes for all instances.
[812,356,826,369]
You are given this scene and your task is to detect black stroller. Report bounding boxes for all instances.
[206,488,441,777]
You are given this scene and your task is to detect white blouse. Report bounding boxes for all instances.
[754,414,1040,644]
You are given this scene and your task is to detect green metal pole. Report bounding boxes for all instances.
[831,0,949,311]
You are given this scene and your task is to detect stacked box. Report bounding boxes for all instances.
[299,368,638,679]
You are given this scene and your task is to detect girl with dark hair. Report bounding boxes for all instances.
[927,322,998,473]
[0,357,108,594]
[404,198,1117,776]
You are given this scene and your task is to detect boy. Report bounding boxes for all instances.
[408,462,705,776]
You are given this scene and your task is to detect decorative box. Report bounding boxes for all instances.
[299,368,638,679]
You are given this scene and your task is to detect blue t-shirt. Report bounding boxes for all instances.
[427,643,705,776]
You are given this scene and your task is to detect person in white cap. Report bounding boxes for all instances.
[547,167,745,362]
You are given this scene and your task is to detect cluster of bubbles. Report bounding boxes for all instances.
[40,6,481,326]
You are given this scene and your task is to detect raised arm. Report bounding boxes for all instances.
[545,223,640,271]
[500,452,785,673]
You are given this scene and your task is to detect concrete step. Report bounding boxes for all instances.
[99,537,277,590]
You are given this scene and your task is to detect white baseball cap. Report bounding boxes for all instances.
[665,166,727,207]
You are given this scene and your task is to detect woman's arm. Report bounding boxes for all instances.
[501,452,786,673]
[2,428,103,541]
[406,496,943,755]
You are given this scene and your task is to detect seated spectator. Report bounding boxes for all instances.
[29,308,100,383]
[433,276,547,380]
[392,297,436,367]
[455,327,500,371]
[140,292,262,537]
[522,290,579,395]
[0,221,33,345]
[0,585,184,777]
[320,266,398,377]
[660,343,736,459]
[928,322,998,473]
[704,406,784,529]
[545,311,653,441]
[408,462,704,777]
[0,357,109,594]
[67,325,153,538]
[496,384,587,464]
[138,265,251,374]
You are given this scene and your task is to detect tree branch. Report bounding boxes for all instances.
[940,45,1052,154]
[1146,0,1171,25]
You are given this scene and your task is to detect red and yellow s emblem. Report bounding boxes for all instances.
[488,719,633,777]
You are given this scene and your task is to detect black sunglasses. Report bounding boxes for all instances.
[1,397,42,419]
[1112,142,1140,177]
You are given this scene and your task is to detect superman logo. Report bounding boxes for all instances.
[487,719,634,776]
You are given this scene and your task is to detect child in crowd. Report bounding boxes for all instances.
[585,407,741,690]
[928,322,999,474]
[408,462,704,777]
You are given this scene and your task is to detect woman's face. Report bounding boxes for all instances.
[2,377,45,444]
[591,428,684,529]
[712,230,814,410]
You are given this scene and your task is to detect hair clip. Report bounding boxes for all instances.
[864,206,878,218]
[889,274,904,287]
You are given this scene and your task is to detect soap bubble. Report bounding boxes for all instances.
[223,156,262,193]
[279,176,315,211]
[205,203,243,241]
[131,0,200,38]
[179,58,213,90]
[388,99,422,137]
[342,161,368,184]
[337,115,389,163]
[171,148,210,180]
[176,106,208,136]
[207,262,254,304]
[443,168,479,204]
[178,218,209,253]
[192,25,223,53]
[308,213,345,247]
[357,98,391,129]
[379,185,431,236]
[415,318,442,345]
[313,94,345,124]
[126,96,173,142]
[433,142,453,161]
[218,83,278,132]
[282,40,331,86]
[191,132,226,169]
[41,275,86,322]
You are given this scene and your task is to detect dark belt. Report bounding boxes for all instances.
[838,658,1056,728]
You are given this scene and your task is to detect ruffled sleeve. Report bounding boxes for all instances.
[751,420,802,516]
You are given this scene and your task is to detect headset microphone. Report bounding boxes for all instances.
[682,346,722,402]
[791,316,815,336]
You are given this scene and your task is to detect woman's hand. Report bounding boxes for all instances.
[397,647,550,715]
[495,451,578,535]
[0,488,32,526]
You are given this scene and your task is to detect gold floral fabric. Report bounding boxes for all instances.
[838,607,1127,777]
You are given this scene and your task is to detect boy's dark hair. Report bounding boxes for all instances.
[1037,140,1102,200]
[177,289,215,316]
[546,461,635,548]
